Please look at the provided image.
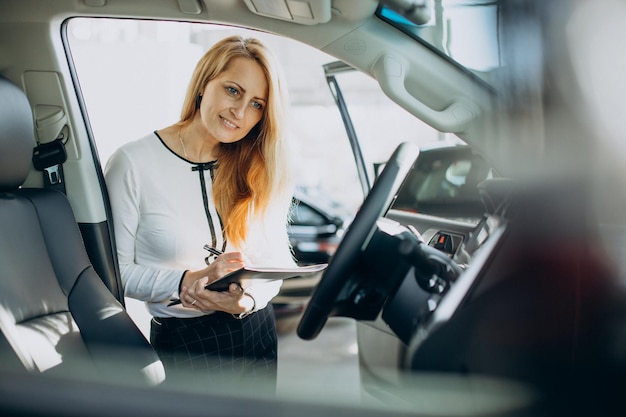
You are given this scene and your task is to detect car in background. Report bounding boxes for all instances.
[289,190,349,265]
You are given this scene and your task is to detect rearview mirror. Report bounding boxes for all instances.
[379,0,432,26]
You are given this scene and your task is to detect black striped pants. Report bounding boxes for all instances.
[150,305,277,394]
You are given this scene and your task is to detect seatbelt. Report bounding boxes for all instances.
[31,105,68,194]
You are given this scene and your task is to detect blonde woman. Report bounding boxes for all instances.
[105,36,294,389]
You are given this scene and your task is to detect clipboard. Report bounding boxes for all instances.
[204,263,328,291]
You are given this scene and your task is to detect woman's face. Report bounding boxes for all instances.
[198,56,268,145]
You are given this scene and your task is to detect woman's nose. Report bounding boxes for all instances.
[231,101,246,119]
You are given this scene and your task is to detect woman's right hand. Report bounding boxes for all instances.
[177,252,246,310]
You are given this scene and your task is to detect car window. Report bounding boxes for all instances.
[66,18,492,228]
[65,18,362,214]
[333,69,454,182]
[331,66,492,222]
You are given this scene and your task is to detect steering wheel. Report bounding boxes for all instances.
[297,142,420,340]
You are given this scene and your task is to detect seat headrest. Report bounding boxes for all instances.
[0,76,35,192]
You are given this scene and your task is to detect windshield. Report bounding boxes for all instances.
[377,1,501,81]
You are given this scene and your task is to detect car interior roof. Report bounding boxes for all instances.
[0,0,497,158]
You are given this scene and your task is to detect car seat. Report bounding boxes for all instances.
[0,75,164,384]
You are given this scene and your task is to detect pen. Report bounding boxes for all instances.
[203,244,223,257]
[203,245,223,266]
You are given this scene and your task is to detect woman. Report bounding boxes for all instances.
[104,35,294,390]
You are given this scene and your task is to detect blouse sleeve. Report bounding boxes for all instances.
[104,149,182,302]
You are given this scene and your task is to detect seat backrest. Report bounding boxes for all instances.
[0,76,164,384]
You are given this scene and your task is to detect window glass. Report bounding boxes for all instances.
[331,67,494,222]
[392,147,493,223]
[333,69,459,182]
[66,18,489,225]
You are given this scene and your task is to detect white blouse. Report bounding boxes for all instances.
[104,132,293,318]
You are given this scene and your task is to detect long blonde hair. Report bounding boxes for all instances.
[178,36,291,247]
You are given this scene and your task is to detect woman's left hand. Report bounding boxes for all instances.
[180,279,254,315]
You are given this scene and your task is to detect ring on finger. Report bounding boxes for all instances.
[191,299,197,306]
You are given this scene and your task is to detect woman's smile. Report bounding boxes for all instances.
[219,115,239,130]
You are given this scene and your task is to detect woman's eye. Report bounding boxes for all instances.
[226,86,238,95]
[251,101,263,110]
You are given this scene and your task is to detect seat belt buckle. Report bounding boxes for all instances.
[43,164,62,185]
[32,138,68,191]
